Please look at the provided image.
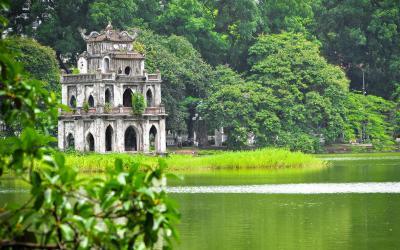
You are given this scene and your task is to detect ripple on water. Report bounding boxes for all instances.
[167,182,400,194]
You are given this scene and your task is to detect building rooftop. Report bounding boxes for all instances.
[80,22,137,43]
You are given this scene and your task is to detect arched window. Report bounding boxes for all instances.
[146,89,153,107]
[88,95,95,107]
[124,66,131,75]
[124,126,137,151]
[105,125,113,151]
[69,95,76,108]
[105,88,112,104]
[149,125,158,152]
[123,89,133,107]
[103,57,110,73]
[86,133,95,152]
[66,133,75,150]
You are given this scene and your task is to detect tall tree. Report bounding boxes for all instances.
[4,36,60,92]
[136,29,213,135]
[315,0,400,98]
[258,0,317,34]
[248,32,350,151]
[156,0,228,66]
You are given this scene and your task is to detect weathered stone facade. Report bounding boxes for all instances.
[58,23,167,153]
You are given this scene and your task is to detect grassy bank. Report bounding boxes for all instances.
[64,148,327,172]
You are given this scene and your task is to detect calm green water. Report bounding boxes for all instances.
[169,153,400,250]
[1,153,400,249]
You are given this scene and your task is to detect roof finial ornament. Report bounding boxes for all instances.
[105,21,113,31]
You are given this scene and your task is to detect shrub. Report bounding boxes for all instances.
[131,93,146,115]
[104,102,112,113]
[82,101,89,112]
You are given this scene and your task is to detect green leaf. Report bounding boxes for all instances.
[60,224,74,241]
[34,193,44,210]
[117,173,127,185]
[31,171,41,187]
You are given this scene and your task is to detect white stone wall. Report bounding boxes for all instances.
[59,116,166,153]
[77,57,88,74]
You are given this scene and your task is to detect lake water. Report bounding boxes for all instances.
[1,153,400,249]
[168,153,400,250]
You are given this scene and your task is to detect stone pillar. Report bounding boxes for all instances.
[98,82,104,106]
[77,84,84,107]
[114,83,122,107]
[96,118,105,153]
[159,118,166,153]
[116,118,124,152]
[75,120,85,152]
[143,120,150,153]
[61,84,68,105]
[58,120,64,150]
[154,83,161,106]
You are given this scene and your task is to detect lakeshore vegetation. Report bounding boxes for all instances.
[63,148,327,172]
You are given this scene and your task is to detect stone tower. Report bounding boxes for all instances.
[58,23,167,153]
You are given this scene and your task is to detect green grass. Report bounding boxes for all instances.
[64,148,327,172]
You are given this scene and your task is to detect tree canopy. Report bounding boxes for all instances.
[136,29,213,135]
[201,32,397,151]
[4,36,60,92]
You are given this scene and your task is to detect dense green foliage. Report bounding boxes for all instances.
[4,36,60,92]
[4,0,399,150]
[315,0,400,98]
[131,92,146,115]
[0,2,178,248]
[201,33,398,152]
[344,93,397,149]
[136,29,212,134]
[7,0,400,98]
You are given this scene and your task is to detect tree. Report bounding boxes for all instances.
[258,0,317,34]
[7,0,91,69]
[247,33,349,149]
[200,0,262,70]
[89,0,139,29]
[156,0,228,66]
[199,66,279,149]
[314,0,400,98]
[344,93,396,149]
[136,29,213,135]
[4,36,60,92]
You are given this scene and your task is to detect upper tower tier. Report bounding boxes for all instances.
[77,22,144,75]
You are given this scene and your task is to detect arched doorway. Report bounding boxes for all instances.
[149,125,158,152]
[124,126,137,151]
[123,89,133,107]
[88,95,95,107]
[105,125,113,151]
[103,57,110,73]
[66,133,75,150]
[146,89,153,107]
[86,133,95,152]
[105,88,112,104]
[69,95,76,108]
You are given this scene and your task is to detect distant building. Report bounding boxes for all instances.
[58,23,167,153]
